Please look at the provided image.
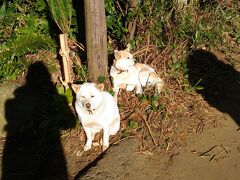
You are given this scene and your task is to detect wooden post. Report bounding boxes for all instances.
[59,34,73,84]
[84,0,108,82]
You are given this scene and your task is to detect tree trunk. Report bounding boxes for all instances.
[84,0,108,82]
[127,0,138,41]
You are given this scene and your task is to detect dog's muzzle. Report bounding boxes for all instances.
[84,103,92,114]
[85,103,91,109]
[85,103,96,115]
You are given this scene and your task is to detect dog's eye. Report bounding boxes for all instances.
[81,96,86,98]
[91,95,94,98]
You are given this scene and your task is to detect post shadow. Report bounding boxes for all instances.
[187,49,240,127]
[2,61,76,180]
[72,0,87,65]
[72,0,86,46]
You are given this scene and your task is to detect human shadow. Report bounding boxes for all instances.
[2,61,76,180]
[187,49,240,127]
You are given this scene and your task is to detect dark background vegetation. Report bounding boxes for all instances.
[0,0,239,83]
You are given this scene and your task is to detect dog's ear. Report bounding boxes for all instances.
[125,43,131,52]
[71,84,81,94]
[96,83,104,91]
[114,50,121,60]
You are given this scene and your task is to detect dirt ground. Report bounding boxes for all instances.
[0,49,239,180]
[69,107,240,180]
[66,49,240,180]
[63,50,240,180]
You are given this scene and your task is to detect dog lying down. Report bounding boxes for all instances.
[110,45,164,99]
[72,82,120,151]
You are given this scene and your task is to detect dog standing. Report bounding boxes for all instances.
[72,82,120,151]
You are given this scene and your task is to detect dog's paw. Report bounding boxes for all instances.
[126,85,134,91]
[136,90,143,94]
[135,86,143,94]
[83,144,91,151]
[76,150,84,157]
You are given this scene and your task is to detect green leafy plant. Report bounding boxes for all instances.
[138,93,164,113]
[56,85,73,105]
[46,0,81,84]
[98,75,106,83]
[0,1,6,26]
[122,120,139,138]
[0,33,55,82]
[46,0,72,34]
[105,0,128,42]
[0,0,56,82]
[73,64,88,82]
[128,120,139,129]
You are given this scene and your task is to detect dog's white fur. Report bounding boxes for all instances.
[110,46,164,99]
[110,62,143,96]
[135,63,164,93]
[72,82,120,151]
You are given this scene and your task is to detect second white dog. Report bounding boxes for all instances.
[110,46,164,99]
[72,82,120,151]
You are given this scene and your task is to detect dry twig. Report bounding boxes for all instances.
[142,112,158,147]
[199,145,218,157]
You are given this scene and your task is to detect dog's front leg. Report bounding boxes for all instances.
[102,129,110,151]
[135,84,143,94]
[113,87,119,100]
[126,84,135,91]
[83,128,93,151]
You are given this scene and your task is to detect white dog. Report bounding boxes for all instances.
[72,82,120,151]
[110,60,143,97]
[110,46,164,99]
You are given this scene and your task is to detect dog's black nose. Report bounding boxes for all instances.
[85,103,91,109]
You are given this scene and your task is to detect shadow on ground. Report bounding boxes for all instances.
[2,61,76,180]
[187,49,240,127]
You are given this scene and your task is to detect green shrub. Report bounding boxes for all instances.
[0,0,55,82]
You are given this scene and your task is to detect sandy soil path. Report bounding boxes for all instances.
[77,110,240,180]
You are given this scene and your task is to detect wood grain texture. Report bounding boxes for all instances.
[84,0,108,82]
